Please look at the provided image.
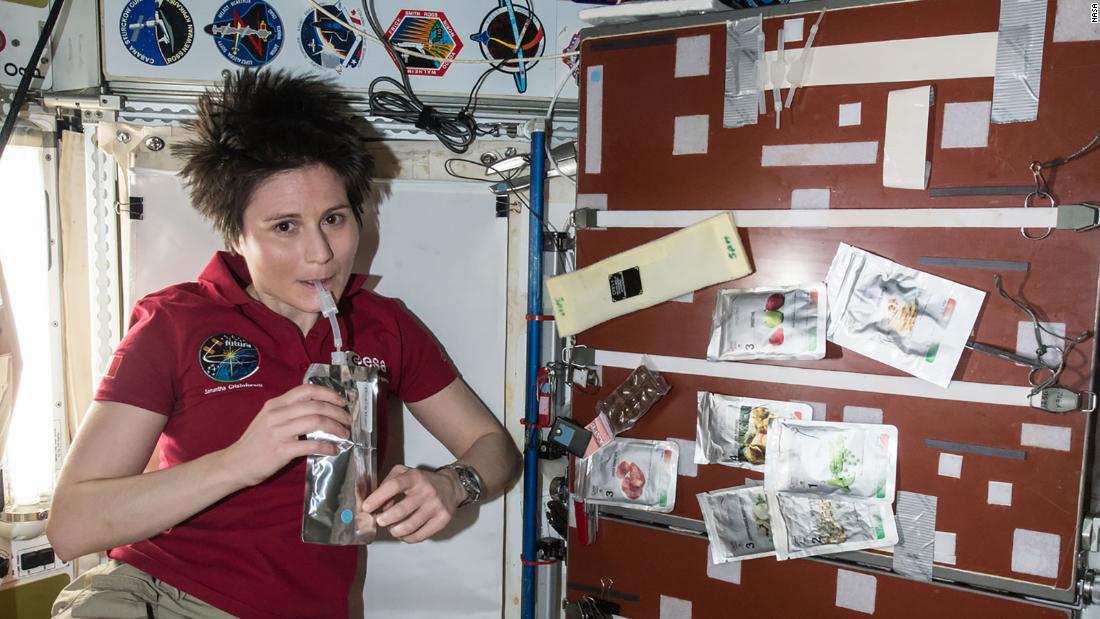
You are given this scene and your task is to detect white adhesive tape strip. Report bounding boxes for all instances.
[576,193,609,210]
[669,438,698,477]
[835,569,877,614]
[1012,529,1060,578]
[675,34,711,78]
[706,546,743,584]
[762,141,878,166]
[938,453,963,478]
[934,531,957,564]
[883,85,933,190]
[592,207,1060,229]
[660,595,693,619]
[673,115,710,155]
[584,66,605,175]
[761,32,998,89]
[988,481,1013,506]
[1020,423,1072,451]
[843,406,884,424]
[791,188,831,209]
[592,350,1034,407]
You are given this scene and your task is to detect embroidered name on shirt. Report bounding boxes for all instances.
[355,355,389,374]
[204,382,264,395]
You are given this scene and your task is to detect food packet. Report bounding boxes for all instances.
[764,419,899,560]
[707,284,827,361]
[301,362,379,545]
[694,392,811,471]
[697,484,775,563]
[584,360,671,457]
[577,438,679,512]
[768,494,899,560]
[825,243,985,388]
[764,419,898,500]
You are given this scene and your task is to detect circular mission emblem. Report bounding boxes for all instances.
[199,333,260,383]
[119,0,195,66]
[204,0,284,67]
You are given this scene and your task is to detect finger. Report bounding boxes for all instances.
[402,513,449,544]
[288,439,340,459]
[280,400,352,428]
[363,471,414,513]
[280,415,350,441]
[388,503,432,539]
[282,384,347,408]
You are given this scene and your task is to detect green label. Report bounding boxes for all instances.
[874,514,885,539]
[723,235,738,259]
[554,297,566,316]
[925,342,940,363]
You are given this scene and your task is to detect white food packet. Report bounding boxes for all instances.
[695,392,812,471]
[825,243,985,388]
[708,284,827,361]
[765,419,898,500]
[697,484,776,563]
[577,438,679,512]
[764,419,900,560]
[769,494,899,560]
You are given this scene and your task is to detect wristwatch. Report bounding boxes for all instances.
[437,463,483,508]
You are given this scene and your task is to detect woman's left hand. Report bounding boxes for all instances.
[361,464,462,543]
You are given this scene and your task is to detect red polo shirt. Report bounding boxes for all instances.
[95,252,457,619]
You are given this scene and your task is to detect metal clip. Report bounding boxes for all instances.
[1056,203,1100,233]
[1029,387,1097,414]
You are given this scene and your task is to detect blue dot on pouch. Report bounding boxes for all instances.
[340,509,353,524]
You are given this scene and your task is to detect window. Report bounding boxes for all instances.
[0,144,62,510]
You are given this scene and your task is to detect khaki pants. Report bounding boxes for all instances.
[51,560,236,619]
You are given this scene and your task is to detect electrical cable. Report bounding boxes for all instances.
[0,0,67,162]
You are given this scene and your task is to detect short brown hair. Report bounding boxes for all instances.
[176,70,375,248]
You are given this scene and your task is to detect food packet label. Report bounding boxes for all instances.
[695,392,812,471]
[825,243,985,388]
[769,493,899,560]
[698,485,776,563]
[708,284,827,361]
[581,438,679,513]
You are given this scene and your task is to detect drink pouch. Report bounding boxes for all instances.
[694,392,811,471]
[577,438,678,512]
[768,493,899,560]
[825,243,985,388]
[707,284,827,361]
[764,419,898,500]
[302,362,379,545]
[584,361,671,457]
[697,484,775,563]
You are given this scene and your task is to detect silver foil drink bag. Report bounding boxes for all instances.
[825,243,985,387]
[697,484,775,563]
[302,362,379,545]
[708,284,827,361]
[577,438,678,512]
[764,419,899,560]
[695,392,811,471]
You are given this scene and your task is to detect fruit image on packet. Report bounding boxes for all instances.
[708,283,827,361]
[695,392,812,471]
[615,461,646,499]
[577,438,679,513]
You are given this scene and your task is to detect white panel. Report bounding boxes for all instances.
[934,531,957,564]
[706,548,742,584]
[1020,423,1072,452]
[791,188,830,210]
[938,453,963,478]
[835,569,877,614]
[675,35,711,78]
[364,181,507,619]
[660,595,693,619]
[670,438,698,477]
[988,481,1013,506]
[1053,0,1100,41]
[673,115,710,155]
[839,102,862,127]
[942,102,992,149]
[761,142,878,167]
[1011,529,1061,578]
[843,406,883,424]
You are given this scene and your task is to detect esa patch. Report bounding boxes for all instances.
[199,333,260,383]
[204,0,284,67]
[119,0,195,66]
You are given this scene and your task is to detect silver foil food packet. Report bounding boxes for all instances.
[708,284,827,361]
[825,243,985,388]
[577,438,678,513]
[302,362,379,545]
[765,419,898,500]
[769,494,898,560]
[695,392,811,471]
[764,419,900,560]
[697,484,775,563]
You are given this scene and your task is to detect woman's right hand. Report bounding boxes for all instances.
[223,384,351,487]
